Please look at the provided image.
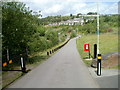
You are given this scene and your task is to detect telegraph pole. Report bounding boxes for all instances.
[97,2,100,54]
[97,2,102,76]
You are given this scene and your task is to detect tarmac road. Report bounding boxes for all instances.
[8,37,99,88]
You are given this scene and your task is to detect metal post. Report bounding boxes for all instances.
[20,54,26,73]
[58,33,61,42]
[76,28,78,36]
[7,49,9,61]
[94,44,97,59]
[97,54,102,76]
[88,51,90,59]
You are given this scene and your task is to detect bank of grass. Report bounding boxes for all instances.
[2,38,69,89]
[83,60,92,67]
[77,33,118,67]
[28,38,70,66]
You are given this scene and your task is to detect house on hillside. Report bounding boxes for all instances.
[49,18,95,26]
[85,18,94,23]
[58,18,84,26]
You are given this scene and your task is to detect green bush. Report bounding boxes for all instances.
[70,31,77,38]
[28,37,47,52]
[37,26,46,36]
[45,30,59,46]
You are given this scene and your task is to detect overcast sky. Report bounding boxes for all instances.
[18,0,119,18]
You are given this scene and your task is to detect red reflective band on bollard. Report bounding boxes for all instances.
[84,44,90,51]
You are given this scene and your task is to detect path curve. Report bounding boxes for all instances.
[8,38,99,88]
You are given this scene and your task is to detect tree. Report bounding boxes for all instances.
[87,12,97,15]
[45,30,59,46]
[70,14,75,19]
[76,13,82,18]
[2,2,37,61]
[70,14,73,17]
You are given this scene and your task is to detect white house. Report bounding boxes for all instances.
[58,18,84,26]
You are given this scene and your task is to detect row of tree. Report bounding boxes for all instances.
[39,16,71,25]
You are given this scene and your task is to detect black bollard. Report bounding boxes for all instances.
[47,52,49,56]
[50,51,51,54]
[52,50,54,53]
[94,44,97,59]
[97,54,102,76]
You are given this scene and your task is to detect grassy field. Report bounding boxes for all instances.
[77,33,118,59]
[76,33,118,68]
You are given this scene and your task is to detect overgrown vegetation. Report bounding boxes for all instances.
[2,1,118,69]
[2,2,38,64]
[2,1,119,89]
[2,2,64,69]
[2,2,75,69]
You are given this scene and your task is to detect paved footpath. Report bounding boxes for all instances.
[8,38,99,88]
[88,67,119,88]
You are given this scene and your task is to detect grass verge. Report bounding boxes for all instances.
[76,33,118,68]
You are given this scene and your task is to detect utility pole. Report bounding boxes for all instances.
[97,2,100,54]
[97,2,102,76]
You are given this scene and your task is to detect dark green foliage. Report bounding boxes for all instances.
[39,16,71,25]
[39,16,62,25]
[87,12,97,15]
[45,30,59,46]
[2,2,38,63]
[2,2,63,66]
[99,15,118,33]
[37,26,46,36]
[28,37,48,52]
[76,13,82,18]
[70,14,73,17]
